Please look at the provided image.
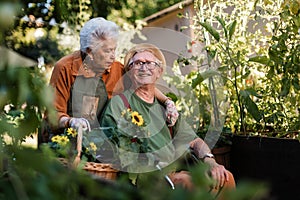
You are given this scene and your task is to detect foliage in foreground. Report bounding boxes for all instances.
[0,144,269,200]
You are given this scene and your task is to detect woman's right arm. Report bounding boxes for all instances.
[49,62,73,128]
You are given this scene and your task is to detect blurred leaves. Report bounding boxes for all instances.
[0,2,22,44]
[0,66,54,145]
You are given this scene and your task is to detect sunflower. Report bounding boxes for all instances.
[58,135,69,146]
[51,135,60,143]
[66,127,77,137]
[131,111,144,126]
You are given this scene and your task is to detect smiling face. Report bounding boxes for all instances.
[129,51,163,86]
[87,38,117,73]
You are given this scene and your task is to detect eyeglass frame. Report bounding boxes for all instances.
[128,59,162,70]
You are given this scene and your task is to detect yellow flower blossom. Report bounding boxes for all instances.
[51,135,60,143]
[89,142,97,152]
[57,135,69,146]
[131,111,144,126]
[66,128,77,137]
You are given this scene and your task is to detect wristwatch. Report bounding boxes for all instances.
[203,153,214,159]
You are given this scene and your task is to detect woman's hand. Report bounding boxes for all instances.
[69,117,91,131]
[164,99,179,126]
[60,116,91,131]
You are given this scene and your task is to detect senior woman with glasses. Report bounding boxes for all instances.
[100,43,235,196]
[39,18,178,144]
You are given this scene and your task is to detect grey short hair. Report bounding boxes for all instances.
[79,17,119,53]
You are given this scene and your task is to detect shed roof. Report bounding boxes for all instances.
[143,0,193,23]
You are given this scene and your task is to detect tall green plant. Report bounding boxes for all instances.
[186,0,300,136]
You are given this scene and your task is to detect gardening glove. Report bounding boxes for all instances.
[69,117,91,132]
[164,98,179,127]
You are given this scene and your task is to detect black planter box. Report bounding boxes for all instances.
[231,135,300,200]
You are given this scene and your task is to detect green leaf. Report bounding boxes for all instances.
[191,70,220,88]
[290,0,300,15]
[199,22,220,42]
[280,77,290,96]
[228,20,237,41]
[292,77,300,90]
[216,16,227,38]
[240,90,262,122]
[237,50,241,62]
[244,88,262,98]
[206,49,217,62]
[249,56,270,65]
[217,65,229,72]
[293,15,300,27]
[241,69,251,79]
[269,47,283,64]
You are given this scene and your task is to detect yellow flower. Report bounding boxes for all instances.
[66,128,77,137]
[57,135,69,146]
[51,135,60,143]
[89,142,97,152]
[131,111,144,126]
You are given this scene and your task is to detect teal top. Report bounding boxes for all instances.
[100,89,196,174]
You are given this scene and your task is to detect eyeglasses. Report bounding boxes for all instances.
[130,60,161,70]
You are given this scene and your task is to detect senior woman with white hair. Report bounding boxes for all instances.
[39,18,178,144]
[100,43,235,196]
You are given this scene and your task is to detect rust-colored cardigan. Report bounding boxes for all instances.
[49,50,124,121]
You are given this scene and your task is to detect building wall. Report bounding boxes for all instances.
[146,4,194,37]
[134,3,196,76]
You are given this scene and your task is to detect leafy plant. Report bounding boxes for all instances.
[250,1,300,136]
[175,0,300,139]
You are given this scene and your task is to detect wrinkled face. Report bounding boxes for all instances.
[129,51,163,86]
[88,38,117,73]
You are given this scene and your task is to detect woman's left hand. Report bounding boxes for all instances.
[164,99,179,126]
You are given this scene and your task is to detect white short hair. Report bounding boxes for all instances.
[79,17,119,53]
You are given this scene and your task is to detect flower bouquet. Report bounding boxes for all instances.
[49,128,78,160]
[108,108,156,172]
[49,127,118,180]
